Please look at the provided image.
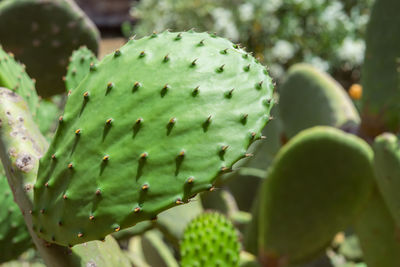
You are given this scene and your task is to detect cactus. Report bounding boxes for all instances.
[180,212,241,267]
[0,173,32,263]
[0,0,100,97]
[65,46,98,93]
[360,0,400,135]
[36,97,63,140]
[279,64,360,139]
[258,126,374,265]
[372,133,400,225]
[354,189,400,267]
[0,46,38,116]
[31,30,274,247]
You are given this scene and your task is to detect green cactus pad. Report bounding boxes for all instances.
[259,126,374,265]
[181,212,241,267]
[373,133,400,226]
[0,0,100,97]
[360,0,400,134]
[65,46,98,92]
[354,189,400,267]
[0,46,38,116]
[279,64,360,138]
[0,174,32,263]
[71,235,131,267]
[33,30,274,246]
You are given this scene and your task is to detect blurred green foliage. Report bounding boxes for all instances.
[129,0,373,83]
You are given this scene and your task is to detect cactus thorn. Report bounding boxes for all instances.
[75,129,81,135]
[105,118,113,125]
[89,215,94,221]
[77,233,83,238]
[142,184,149,190]
[134,207,141,213]
[68,163,73,169]
[114,49,121,57]
[103,155,109,161]
[163,54,170,62]
[140,152,148,159]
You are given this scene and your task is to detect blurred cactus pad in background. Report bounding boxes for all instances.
[1,0,400,267]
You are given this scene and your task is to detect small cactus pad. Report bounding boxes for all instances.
[259,126,374,265]
[0,172,32,263]
[0,0,100,97]
[360,0,400,134]
[65,46,98,92]
[0,46,38,116]
[354,189,400,267]
[279,64,360,138]
[181,212,240,267]
[373,133,400,226]
[33,31,274,246]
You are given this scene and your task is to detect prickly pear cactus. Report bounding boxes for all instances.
[0,0,100,97]
[372,133,400,226]
[354,189,400,267]
[0,46,38,115]
[180,212,240,267]
[32,31,274,246]
[65,46,98,92]
[259,126,374,265]
[279,64,359,138]
[0,173,32,263]
[360,0,400,134]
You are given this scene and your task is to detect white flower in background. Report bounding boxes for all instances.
[337,37,365,65]
[269,63,285,79]
[261,0,283,13]
[320,1,346,31]
[211,8,239,40]
[307,56,330,71]
[271,40,296,63]
[239,3,254,22]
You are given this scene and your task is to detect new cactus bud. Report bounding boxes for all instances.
[181,212,240,267]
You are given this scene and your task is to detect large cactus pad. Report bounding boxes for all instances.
[279,63,359,138]
[181,212,240,267]
[0,0,100,97]
[259,126,374,265]
[0,46,38,116]
[33,31,274,246]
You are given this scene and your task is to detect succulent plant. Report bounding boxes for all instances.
[0,0,100,97]
[1,0,400,266]
[180,212,241,267]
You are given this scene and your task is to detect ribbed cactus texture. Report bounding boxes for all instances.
[0,0,100,97]
[32,31,274,246]
[0,172,32,263]
[181,212,240,267]
[279,64,359,138]
[361,0,400,134]
[373,133,400,226]
[259,126,374,265]
[65,46,98,92]
[0,46,38,116]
